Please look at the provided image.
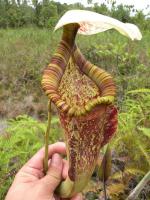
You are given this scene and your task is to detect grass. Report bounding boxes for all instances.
[0,28,61,118]
[0,27,150,199]
[0,28,150,118]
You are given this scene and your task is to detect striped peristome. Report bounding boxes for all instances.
[42,40,116,117]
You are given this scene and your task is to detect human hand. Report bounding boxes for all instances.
[5,142,82,200]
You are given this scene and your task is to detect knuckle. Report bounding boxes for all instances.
[48,165,61,178]
[47,173,61,182]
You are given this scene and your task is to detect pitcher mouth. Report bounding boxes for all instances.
[42,40,116,117]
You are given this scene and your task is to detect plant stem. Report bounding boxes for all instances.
[43,100,51,175]
[126,171,150,200]
[103,174,107,200]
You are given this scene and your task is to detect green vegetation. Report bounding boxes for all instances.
[1,28,150,119]
[0,1,150,199]
[0,0,150,29]
[0,91,150,199]
[0,28,59,118]
[0,115,63,199]
[0,27,150,199]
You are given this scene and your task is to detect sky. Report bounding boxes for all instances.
[54,0,150,14]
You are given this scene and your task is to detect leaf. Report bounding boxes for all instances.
[138,127,150,138]
[138,143,150,167]
[97,145,112,182]
[127,88,150,94]
[54,10,142,40]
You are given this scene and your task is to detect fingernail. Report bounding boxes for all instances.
[51,153,62,167]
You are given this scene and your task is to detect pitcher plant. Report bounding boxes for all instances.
[41,10,142,198]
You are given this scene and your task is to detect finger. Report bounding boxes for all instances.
[24,142,66,170]
[41,153,63,192]
[60,193,82,200]
[62,159,69,180]
[48,158,68,180]
[71,193,82,200]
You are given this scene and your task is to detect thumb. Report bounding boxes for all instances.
[42,153,63,193]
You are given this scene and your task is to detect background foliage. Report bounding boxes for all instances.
[0,0,150,199]
[0,0,150,29]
